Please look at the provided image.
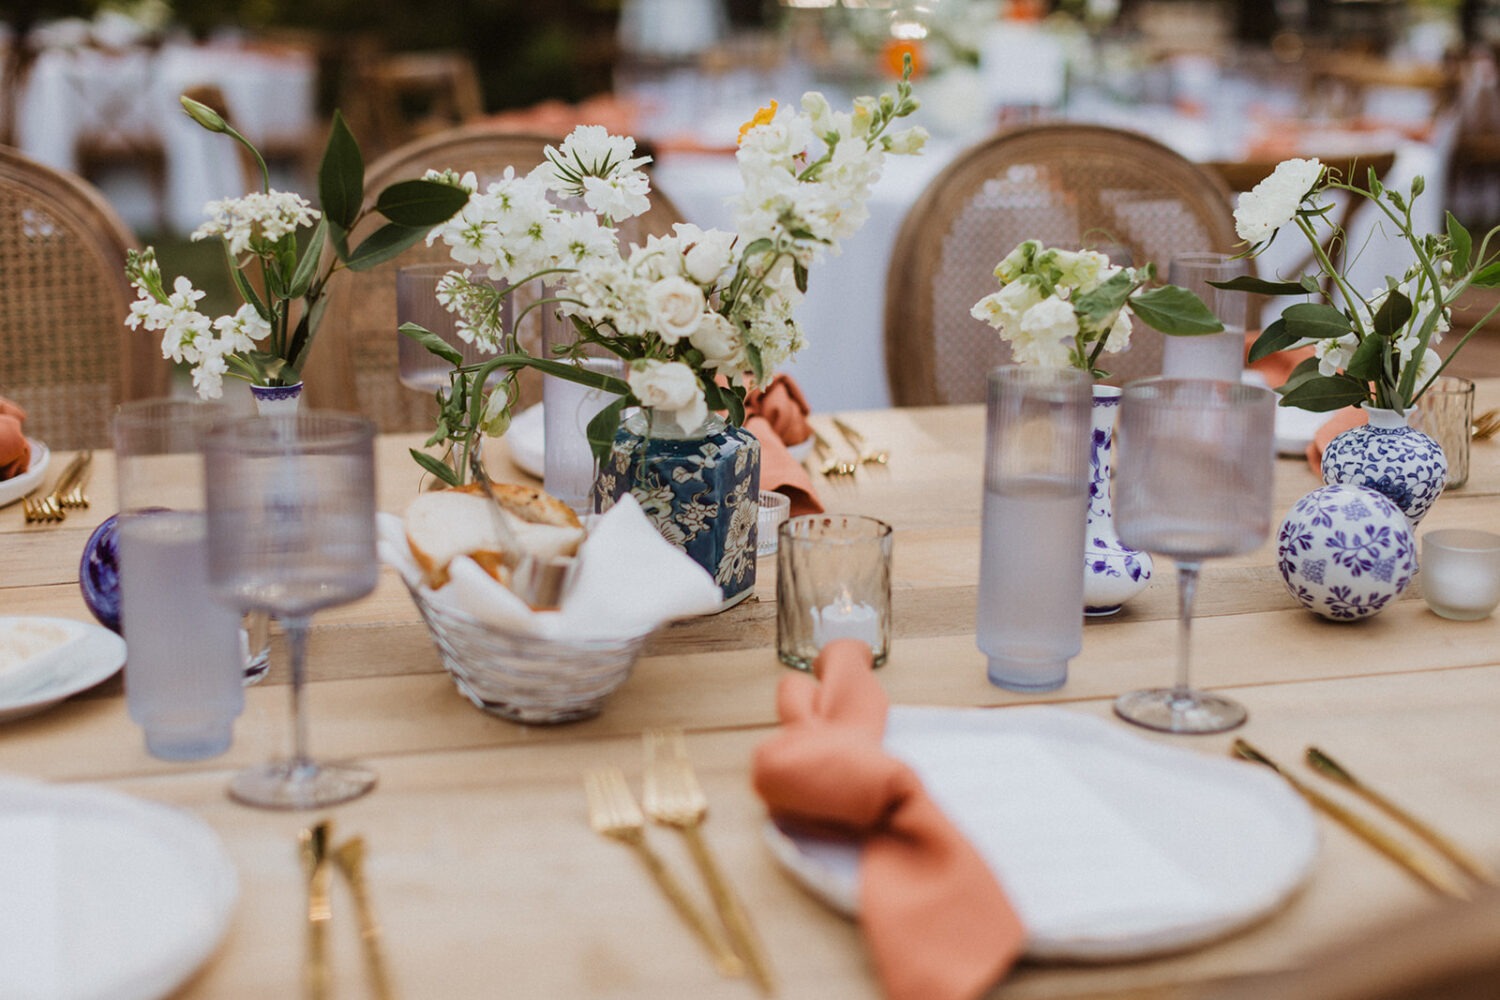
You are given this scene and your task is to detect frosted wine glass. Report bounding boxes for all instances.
[1112,378,1276,733]
[203,411,380,809]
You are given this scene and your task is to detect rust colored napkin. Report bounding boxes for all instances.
[745,375,823,516]
[0,398,29,480]
[751,640,1026,1000]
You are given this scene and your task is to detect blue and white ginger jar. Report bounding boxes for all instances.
[1321,407,1446,528]
[1276,484,1415,621]
[1083,385,1152,615]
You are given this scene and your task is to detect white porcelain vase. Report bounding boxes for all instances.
[1084,384,1152,615]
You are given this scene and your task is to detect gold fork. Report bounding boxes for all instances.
[22,450,91,524]
[1472,409,1500,440]
[584,767,745,978]
[643,729,776,995]
[832,418,889,466]
[810,429,856,478]
[298,821,335,1000]
[332,836,395,1000]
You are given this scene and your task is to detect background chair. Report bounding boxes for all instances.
[883,123,1239,406]
[0,146,171,451]
[304,123,684,433]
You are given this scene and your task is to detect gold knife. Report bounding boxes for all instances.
[1306,746,1498,887]
[332,835,395,1000]
[1232,740,1469,899]
[299,821,334,1000]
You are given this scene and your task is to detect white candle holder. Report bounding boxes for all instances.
[1422,528,1500,621]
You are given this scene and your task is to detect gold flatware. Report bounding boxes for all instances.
[1306,746,1497,887]
[584,766,745,978]
[22,450,91,524]
[332,835,395,1000]
[299,821,335,1000]
[1232,740,1468,899]
[832,418,889,466]
[643,729,776,996]
[1472,409,1500,440]
[810,429,856,478]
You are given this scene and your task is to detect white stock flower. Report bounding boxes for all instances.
[1102,307,1133,354]
[645,276,706,344]
[1013,296,1079,368]
[1413,348,1443,388]
[480,383,512,437]
[629,359,707,433]
[1234,157,1323,245]
[193,190,319,255]
[883,126,928,155]
[1314,333,1359,376]
[1047,248,1112,291]
[582,172,651,222]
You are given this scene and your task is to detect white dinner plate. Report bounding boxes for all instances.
[506,403,546,479]
[764,706,1319,962]
[0,439,51,508]
[1275,405,1334,457]
[0,775,238,1000]
[0,617,126,724]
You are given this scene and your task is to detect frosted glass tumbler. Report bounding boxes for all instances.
[1422,529,1500,620]
[1162,253,1248,382]
[540,307,626,513]
[115,399,244,761]
[396,263,513,393]
[977,366,1093,691]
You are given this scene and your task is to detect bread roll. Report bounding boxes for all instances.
[404,481,584,589]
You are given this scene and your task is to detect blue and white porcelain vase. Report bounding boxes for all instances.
[1321,407,1446,528]
[1084,385,1152,616]
[1276,484,1415,620]
[595,409,761,610]
[249,381,303,415]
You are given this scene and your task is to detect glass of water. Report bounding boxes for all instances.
[396,263,513,393]
[1113,378,1276,733]
[1162,253,1249,383]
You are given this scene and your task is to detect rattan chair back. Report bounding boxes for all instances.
[304,123,683,433]
[884,123,1239,405]
[0,146,170,450]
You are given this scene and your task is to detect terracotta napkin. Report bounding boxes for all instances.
[0,398,30,481]
[751,640,1026,1000]
[745,375,823,515]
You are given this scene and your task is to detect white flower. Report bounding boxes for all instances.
[1102,307,1133,354]
[1234,158,1323,245]
[582,171,652,222]
[675,224,737,286]
[193,190,319,256]
[1413,348,1443,389]
[629,359,707,433]
[1013,296,1080,368]
[645,276,705,344]
[480,383,512,437]
[1046,248,1112,290]
[689,312,744,370]
[883,126,928,155]
[1314,333,1359,376]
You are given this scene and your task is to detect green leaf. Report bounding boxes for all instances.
[1248,318,1298,363]
[346,223,430,271]
[227,256,271,321]
[400,322,464,366]
[1344,332,1388,381]
[1072,270,1135,328]
[1447,212,1472,275]
[410,448,460,486]
[1278,355,1324,393]
[793,260,809,294]
[1130,285,1224,335]
[286,217,327,300]
[1208,275,1311,296]
[1280,375,1370,411]
[1283,302,1352,342]
[329,220,351,263]
[587,396,628,466]
[318,111,363,230]
[723,388,746,427]
[1370,290,1413,337]
[374,179,469,227]
[1473,259,1500,288]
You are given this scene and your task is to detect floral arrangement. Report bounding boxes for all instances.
[1230,156,1500,412]
[969,239,1224,377]
[124,96,469,398]
[405,65,925,485]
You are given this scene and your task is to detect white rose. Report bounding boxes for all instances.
[1234,157,1323,244]
[629,360,708,434]
[675,224,737,286]
[689,312,744,370]
[645,276,705,344]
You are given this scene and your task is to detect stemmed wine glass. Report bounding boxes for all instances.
[203,411,380,808]
[1113,378,1276,734]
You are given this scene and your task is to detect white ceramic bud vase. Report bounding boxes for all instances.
[1084,385,1152,615]
[249,382,304,415]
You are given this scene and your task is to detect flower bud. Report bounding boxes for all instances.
[180,95,228,134]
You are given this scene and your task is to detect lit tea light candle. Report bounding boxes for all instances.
[811,592,881,649]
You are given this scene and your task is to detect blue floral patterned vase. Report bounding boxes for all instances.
[1321,407,1446,528]
[1083,385,1152,616]
[1276,484,1415,620]
[594,410,761,610]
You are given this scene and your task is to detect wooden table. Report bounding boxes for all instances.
[5,392,1500,999]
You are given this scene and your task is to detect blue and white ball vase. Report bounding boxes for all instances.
[1276,485,1416,621]
[1320,408,1446,528]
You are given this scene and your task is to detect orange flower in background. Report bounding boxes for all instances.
[883,39,924,80]
[738,100,779,144]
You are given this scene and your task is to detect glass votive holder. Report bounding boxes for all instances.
[1413,375,1474,489]
[757,490,790,557]
[1422,529,1500,621]
[776,514,893,670]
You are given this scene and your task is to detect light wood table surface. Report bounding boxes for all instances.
[4,388,1500,1000]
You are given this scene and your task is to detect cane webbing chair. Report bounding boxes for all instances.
[884,123,1239,406]
[0,146,171,450]
[305,123,684,433]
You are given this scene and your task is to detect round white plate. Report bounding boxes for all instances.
[1275,406,1334,457]
[506,403,545,479]
[764,706,1319,962]
[0,617,126,724]
[0,440,51,508]
[0,775,238,1000]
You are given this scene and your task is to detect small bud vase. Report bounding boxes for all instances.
[1321,407,1447,529]
[595,409,761,610]
[249,382,303,416]
[1084,384,1152,615]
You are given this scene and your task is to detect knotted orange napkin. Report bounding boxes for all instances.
[0,398,30,480]
[745,375,823,515]
[751,640,1026,1000]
